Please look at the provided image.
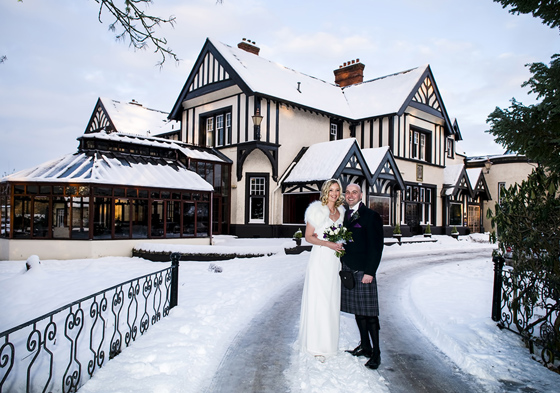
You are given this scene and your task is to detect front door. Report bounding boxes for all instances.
[468,205,481,233]
[405,203,421,235]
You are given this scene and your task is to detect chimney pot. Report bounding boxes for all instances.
[238,38,260,56]
[333,59,365,87]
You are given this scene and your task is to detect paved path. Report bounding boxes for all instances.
[205,280,303,393]
[376,251,487,392]
[207,250,490,392]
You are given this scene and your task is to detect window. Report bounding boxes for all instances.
[216,114,224,147]
[283,193,320,224]
[403,185,433,225]
[449,203,462,226]
[498,182,506,204]
[447,137,454,158]
[226,113,231,145]
[206,118,214,147]
[4,184,212,240]
[93,197,112,239]
[167,201,181,238]
[0,191,8,237]
[247,175,268,224]
[197,202,209,237]
[33,197,49,238]
[409,128,430,162]
[201,109,232,147]
[330,120,342,141]
[114,198,131,238]
[13,195,31,238]
[72,196,90,239]
[369,196,390,225]
[53,196,71,239]
[249,177,265,223]
[151,200,164,237]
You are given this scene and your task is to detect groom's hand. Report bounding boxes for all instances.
[362,274,373,284]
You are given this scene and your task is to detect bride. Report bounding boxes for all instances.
[297,179,346,359]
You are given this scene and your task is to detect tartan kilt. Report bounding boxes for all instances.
[340,265,379,316]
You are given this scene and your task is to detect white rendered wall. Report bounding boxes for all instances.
[0,238,211,261]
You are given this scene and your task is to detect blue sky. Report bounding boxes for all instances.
[1,0,558,174]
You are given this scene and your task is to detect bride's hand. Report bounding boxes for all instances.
[327,241,343,252]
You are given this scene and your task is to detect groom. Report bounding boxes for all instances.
[341,183,384,369]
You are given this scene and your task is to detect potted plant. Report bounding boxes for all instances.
[393,224,402,244]
[451,226,459,240]
[424,223,432,238]
[293,228,303,246]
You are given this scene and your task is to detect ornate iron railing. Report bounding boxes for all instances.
[0,253,180,393]
[492,256,560,369]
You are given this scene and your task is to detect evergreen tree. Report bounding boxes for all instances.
[488,1,560,362]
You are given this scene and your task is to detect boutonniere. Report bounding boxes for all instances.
[350,211,360,223]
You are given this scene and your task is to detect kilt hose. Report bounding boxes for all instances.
[340,264,379,316]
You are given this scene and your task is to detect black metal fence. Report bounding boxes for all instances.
[492,256,560,368]
[0,253,181,393]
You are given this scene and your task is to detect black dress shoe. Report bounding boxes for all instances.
[345,345,373,358]
[365,355,381,370]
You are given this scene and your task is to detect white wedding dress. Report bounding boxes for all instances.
[297,201,344,357]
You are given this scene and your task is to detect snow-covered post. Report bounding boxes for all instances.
[491,255,505,322]
[170,252,181,309]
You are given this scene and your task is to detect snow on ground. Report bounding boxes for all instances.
[1,234,559,392]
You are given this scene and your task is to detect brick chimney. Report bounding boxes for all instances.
[238,38,260,55]
[334,59,365,87]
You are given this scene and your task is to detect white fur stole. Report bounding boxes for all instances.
[304,200,345,230]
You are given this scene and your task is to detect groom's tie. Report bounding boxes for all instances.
[346,209,353,220]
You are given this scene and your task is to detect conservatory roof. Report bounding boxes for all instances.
[80,131,231,164]
[2,151,214,192]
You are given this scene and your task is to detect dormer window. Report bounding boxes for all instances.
[446,137,454,158]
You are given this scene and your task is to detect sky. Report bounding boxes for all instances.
[1,235,559,392]
[1,0,559,175]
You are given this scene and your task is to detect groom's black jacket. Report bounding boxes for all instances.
[341,202,384,276]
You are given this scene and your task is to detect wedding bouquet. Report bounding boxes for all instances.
[323,224,353,258]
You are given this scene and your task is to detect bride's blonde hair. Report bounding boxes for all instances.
[320,179,344,207]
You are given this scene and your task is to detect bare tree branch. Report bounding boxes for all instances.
[96,0,179,67]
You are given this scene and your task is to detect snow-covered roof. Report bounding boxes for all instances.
[82,131,229,163]
[342,67,428,119]
[210,39,428,119]
[443,164,465,186]
[211,39,351,118]
[284,138,357,183]
[361,146,390,171]
[2,152,214,192]
[100,98,179,137]
[442,164,465,196]
[467,152,523,163]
